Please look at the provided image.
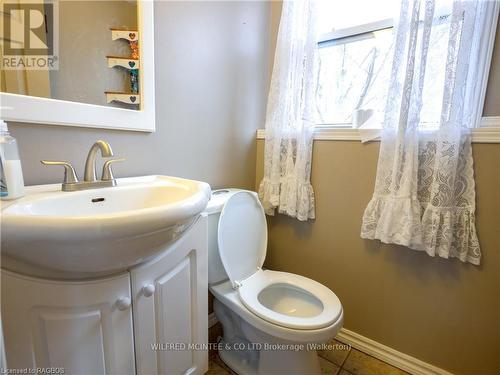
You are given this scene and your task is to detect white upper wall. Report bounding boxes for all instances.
[9,1,271,188]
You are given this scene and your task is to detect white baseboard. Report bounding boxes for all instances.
[336,328,453,375]
[208,313,452,375]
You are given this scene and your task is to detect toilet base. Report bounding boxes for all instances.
[218,342,257,375]
[218,339,321,375]
[214,299,322,375]
[257,345,320,375]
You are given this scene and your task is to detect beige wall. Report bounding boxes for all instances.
[255,140,500,375]
[8,1,271,189]
[267,0,282,74]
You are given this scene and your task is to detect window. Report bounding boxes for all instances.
[316,19,394,126]
[314,0,490,130]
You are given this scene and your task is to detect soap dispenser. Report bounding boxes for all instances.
[0,120,25,200]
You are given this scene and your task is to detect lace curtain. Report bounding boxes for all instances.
[361,0,493,265]
[258,0,318,221]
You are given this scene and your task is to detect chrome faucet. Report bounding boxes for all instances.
[84,140,114,182]
[41,140,124,192]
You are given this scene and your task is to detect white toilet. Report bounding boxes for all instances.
[205,189,343,375]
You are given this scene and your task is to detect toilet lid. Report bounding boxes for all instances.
[217,191,267,288]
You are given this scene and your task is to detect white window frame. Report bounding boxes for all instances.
[318,18,393,46]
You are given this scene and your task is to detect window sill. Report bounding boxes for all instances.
[256,116,500,144]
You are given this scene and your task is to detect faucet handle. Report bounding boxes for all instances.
[101,158,125,181]
[41,160,79,184]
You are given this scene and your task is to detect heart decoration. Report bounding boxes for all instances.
[130,96,137,103]
[129,33,136,40]
[128,61,135,68]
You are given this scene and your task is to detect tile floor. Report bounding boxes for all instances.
[206,323,410,375]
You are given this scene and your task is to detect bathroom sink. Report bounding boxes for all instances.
[1,175,211,278]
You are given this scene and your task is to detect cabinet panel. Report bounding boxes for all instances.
[35,309,107,374]
[1,271,135,375]
[156,258,193,374]
[131,216,208,375]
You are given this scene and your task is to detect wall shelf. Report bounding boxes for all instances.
[107,56,140,70]
[110,28,139,42]
[105,92,140,105]
[107,28,140,107]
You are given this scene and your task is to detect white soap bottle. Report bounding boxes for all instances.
[0,120,25,200]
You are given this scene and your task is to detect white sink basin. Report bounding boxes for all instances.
[1,175,211,279]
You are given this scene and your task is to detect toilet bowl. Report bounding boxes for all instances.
[205,189,343,375]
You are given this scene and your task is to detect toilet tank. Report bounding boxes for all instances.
[203,188,256,285]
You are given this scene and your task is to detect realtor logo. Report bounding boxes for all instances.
[1,0,59,70]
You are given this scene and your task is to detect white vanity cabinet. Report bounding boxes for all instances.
[131,215,208,375]
[1,271,135,374]
[1,216,209,375]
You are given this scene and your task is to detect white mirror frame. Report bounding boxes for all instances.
[0,0,155,132]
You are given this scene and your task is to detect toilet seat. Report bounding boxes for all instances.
[217,191,267,289]
[210,280,344,344]
[216,191,342,331]
[238,269,342,330]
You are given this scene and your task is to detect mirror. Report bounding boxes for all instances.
[0,0,155,131]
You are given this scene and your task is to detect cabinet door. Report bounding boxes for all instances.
[131,216,208,375]
[1,271,135,375]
